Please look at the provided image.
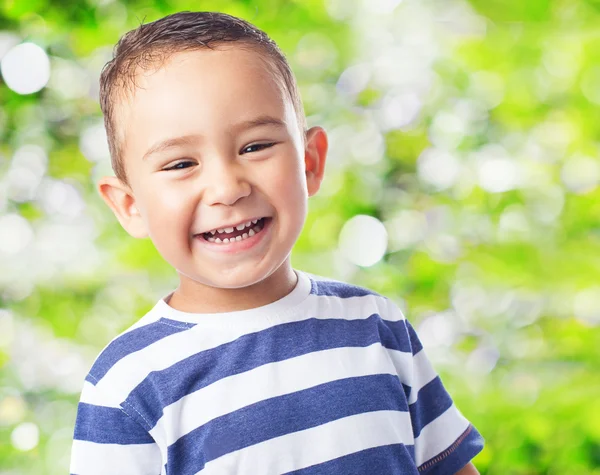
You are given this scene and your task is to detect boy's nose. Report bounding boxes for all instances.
[202,160,251,206]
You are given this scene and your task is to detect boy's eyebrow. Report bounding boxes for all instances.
[142,135,200,161]
[233,116,287,132]
[142,116,286,161]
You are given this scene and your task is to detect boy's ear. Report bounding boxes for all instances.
[97,176,148,238]
[304,126,328,197]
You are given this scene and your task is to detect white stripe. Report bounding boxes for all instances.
[414,404,470,466]
[70,439,161,475]
[304,292,405,324]
[79,380,121,408]
[199,410,414,475]
[407,350,438,405]
[127,307,163,331]
[149,343,403,445]
[95,292,405,403]
[387,349,438,405]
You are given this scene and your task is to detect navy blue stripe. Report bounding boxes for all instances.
[86,319,195,384]
[124,315,413,430]
[405,320,423,356]
[283,443,418,475]
[408,376,453,438]
[166,374,408,475]
[418,424,484,475]
[73,403,155,444]
[309,278,379,297]
[380,319,415,355]
[402,382,412,402]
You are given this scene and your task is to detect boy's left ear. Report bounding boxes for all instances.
[304,126,328,197]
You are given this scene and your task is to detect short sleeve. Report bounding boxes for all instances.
[70,379,162,475]
[401,319,484,474]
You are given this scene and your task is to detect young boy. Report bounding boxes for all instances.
[70,11,483,475]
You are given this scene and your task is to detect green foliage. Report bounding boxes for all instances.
[1,0,599,473]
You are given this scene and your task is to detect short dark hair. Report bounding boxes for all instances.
[99,11,306,184]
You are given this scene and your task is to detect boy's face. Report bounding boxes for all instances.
[100,47,327,299]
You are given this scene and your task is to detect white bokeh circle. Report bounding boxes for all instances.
[1,42,50,95]
[339,215,388,267]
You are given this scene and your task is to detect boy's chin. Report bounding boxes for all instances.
[170,262,295,312]
[177,261,290,290]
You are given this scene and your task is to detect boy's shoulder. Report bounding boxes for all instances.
[85,299,192,386]
[303,271,406,321]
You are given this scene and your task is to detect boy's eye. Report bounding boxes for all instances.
[163,160,195,171]
[241,142,276,154]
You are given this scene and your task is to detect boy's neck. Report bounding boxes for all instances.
[167,263,298,314]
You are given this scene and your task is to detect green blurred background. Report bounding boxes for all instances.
[1,0,599,473]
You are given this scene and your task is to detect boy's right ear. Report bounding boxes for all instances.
[97,176,148,238]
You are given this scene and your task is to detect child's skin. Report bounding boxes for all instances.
[96,44,479,475]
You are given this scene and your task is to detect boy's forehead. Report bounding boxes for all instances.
[115,46,296,158]
[126,46,287,108]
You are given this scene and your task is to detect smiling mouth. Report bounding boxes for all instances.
[201,218,269,243]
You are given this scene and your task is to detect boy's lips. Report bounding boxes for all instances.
[194,217,272,253]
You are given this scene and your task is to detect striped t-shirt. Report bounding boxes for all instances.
[71,270,483,475]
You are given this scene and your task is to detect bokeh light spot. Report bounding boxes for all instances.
[6,144,47,202]
[339,215,387,267]
[385,210,427,251]
[0,214,34,255]
[0,309,14,347]
[362,0,403,14]
[1,42,50,95]
[497,206,531,243]
[378,92,421,130]
[429,111,466,150]
[336,63,371,96]
[561,155,599,194]
[11,422,39,451]
[349,122,384,165]
[417,148,461,191]
[417,311,460,348]
[477,156,520,193]
[325,0,355,20]
[466,346,499,375]
[0,394,26,425]
[79,122,110,163]
[574,287,600,326]
[37,179,86,219]
[47,57,90,100]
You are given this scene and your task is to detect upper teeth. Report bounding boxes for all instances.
[210,219,259,235]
